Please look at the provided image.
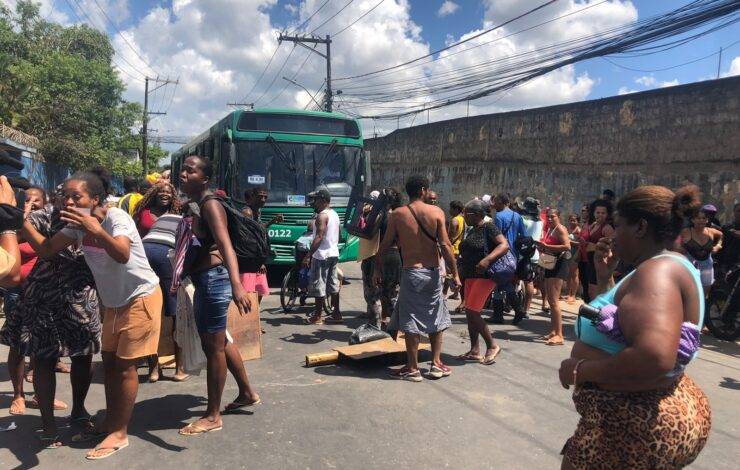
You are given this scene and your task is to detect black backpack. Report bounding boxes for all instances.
[199,195,270,273]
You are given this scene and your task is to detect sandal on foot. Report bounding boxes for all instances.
[179,422,223,436]
[481,346,502,365]
[39,435,63,449]
[305,316,324,325]
[172,374,191,382]
[54,362,71,374]
[70,415,95,429]
[85,441,129,460]
[224,397,261,412]
[28,396,68,411]
[9,397,25,415]
[545,337,565,346]
[455,352,483,362]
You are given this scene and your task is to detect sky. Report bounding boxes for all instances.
[4,0,740,145]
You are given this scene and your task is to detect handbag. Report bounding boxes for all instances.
[538,252,558,270]
[483,223,517,281]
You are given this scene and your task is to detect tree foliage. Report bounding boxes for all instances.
[0,1,164,176]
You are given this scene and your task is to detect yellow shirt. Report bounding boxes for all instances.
[117,192,144,216]
[450,214,465,256]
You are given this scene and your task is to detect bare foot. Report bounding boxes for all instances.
[54,361,71,374]
[148,366,160,383]
[540,332,556,341]
[9,397,25,415]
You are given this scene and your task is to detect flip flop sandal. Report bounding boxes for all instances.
[305,317,324,325]
[71,429,107,443]
[481,347,502,365]
[86,441,129,460]
[172,374,192,383]
[28,397,68,411]
[455,353,483,361]
[179,423,223,436]
[224,398,262,412]
[39,435,63,449]
[54,363,71,374]
[545,338,565,346]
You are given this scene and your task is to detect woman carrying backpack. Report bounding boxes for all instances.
[177,155,260,436]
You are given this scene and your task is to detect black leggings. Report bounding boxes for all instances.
[578,261,591,304]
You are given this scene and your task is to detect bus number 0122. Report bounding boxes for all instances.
[268,229,291,239]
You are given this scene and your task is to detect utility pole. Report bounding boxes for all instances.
[277,34,334,112]
[142,76,178,176]
[716,47,723,79]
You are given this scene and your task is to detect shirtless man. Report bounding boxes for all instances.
[374,175,460,382]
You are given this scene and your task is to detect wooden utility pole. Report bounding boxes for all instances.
[142,76,178,175]
[277,34,333,112]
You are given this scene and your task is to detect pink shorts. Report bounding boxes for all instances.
[240,272,269,296]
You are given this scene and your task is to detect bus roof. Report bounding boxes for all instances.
[173,108,361,157]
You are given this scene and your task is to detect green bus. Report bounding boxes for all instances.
[171,108,369,265]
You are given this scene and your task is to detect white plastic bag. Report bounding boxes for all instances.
[175,278,206,375]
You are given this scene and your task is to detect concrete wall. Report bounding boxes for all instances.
[365,76,740,222]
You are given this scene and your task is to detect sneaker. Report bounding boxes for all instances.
[389,367,422,382]
[427,364,452,380]
[488,314,505,324]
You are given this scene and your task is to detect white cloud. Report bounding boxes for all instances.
[635,75,656,87]
[285,3,299,15]
[722,56,740,77]
[618,86,638,95]
[658,79,679,88]
[437,1,459,18]
[21,0,642,138]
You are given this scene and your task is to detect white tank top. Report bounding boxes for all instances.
[313,208,340,260]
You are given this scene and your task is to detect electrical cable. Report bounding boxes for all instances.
[310,0,355,34]
[332,0,386,37]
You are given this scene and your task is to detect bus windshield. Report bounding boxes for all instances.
[235,140,362,204]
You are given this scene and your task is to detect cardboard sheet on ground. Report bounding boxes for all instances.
[305,334,431,366]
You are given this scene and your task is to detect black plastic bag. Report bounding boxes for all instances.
[349,323,391,345]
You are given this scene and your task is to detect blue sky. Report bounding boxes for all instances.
[22,0,739,136]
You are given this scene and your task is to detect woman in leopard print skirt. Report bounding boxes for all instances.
[558,185,711,469]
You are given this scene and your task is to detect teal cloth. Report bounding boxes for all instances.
[575,253,705,355]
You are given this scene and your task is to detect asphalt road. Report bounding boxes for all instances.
[1,262,738,469]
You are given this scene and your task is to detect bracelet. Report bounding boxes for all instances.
[573,359,587,387]
[0,230,17,236]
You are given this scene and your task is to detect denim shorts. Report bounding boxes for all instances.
[191,265,232,334]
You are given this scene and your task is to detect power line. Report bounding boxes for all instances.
[89,0,159,77]
[63,0,147,81]
[344,0,740,119]
[253,45,297,105]
[310,0,355,34]
[332,0,385,37]
[601,37,740,72]
[241,36,282,102]
[291,0,332,33]
[264,47,316,106]
[335,0,559,81]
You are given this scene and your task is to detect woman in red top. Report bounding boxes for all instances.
[536,209,571,346]
[585,200,614,301]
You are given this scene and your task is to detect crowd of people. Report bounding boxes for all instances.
[355,175,737,468]
[0,160,737,467]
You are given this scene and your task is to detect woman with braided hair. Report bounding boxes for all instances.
[133,181,187,382]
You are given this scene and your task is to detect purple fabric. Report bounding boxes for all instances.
[677,323,701,365]
[592,303,701,366]
[594,304,625,343]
